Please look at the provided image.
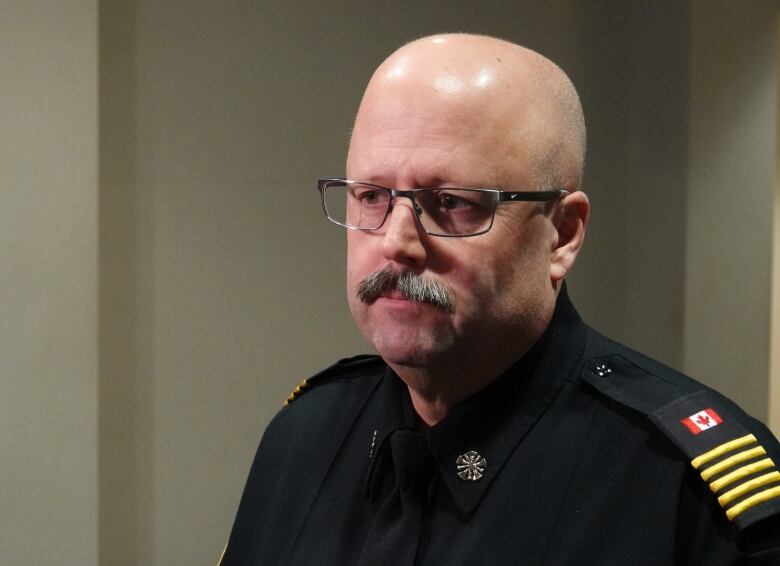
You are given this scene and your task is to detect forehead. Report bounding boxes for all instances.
[348,81,539,189]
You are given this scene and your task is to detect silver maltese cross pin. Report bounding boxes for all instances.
[456,450,486,481]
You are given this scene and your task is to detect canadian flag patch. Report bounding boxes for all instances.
[681,408,724,435]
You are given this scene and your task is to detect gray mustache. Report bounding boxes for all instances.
[356,266,454,312]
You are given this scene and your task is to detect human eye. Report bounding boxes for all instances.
[432,190,489,211]
[438,192,470,210]
[417,189,494,235]
[350,185,385,205]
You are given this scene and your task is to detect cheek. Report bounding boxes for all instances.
[436,251,505,323]
[494,244,551,311]
[345,246,366,321]
[453,241,546,314]
[346,233,364,276]
[346,232,377,295]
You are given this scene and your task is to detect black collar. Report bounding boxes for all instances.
[365,286,587,518]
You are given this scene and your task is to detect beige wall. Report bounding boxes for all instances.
[685,0,780,422]
[1,1,99,564]
[773,14,780,433]
[567,1,690,367]
[4,1,779,565]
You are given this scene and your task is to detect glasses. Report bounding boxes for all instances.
[317,178,568,237]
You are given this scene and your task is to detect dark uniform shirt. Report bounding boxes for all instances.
[222,289,780,565]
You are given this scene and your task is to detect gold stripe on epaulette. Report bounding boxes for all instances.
[691,435,780,523]
[283,378,311,407]
[217,543,227,565]
[718,471,780,506]
[699,446,767,481]
[726,485,780,520]
[709,458,775,492]
[691,434,757,469]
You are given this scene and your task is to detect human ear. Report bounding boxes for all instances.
[549,191,589,282]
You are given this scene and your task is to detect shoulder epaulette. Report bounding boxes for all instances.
[583,353,780,530]
[283,355,384,407]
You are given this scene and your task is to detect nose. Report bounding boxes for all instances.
[380,197,428,267]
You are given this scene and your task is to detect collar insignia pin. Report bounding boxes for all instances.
[456,450,486,481]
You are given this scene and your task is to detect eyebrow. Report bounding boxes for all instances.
[356,174,472,189]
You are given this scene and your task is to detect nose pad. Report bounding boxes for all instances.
[388,195,423,228]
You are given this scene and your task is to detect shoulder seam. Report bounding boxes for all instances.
[283,355,385,407]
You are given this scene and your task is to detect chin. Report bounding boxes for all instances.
[366,325,456,369]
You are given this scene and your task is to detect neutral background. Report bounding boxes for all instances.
[3,1,780,564]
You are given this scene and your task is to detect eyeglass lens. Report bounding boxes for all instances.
[323,181,496,236]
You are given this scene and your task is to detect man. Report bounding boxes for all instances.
[222,34,780,565]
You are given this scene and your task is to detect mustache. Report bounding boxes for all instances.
[356,266,454,312]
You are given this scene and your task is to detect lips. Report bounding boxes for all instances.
[379,289,409,300]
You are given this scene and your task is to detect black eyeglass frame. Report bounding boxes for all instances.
[317,177,569,237]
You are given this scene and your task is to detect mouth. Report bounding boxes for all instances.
[378,289,409,301]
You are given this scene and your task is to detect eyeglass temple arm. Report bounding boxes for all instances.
[499,189,569,202]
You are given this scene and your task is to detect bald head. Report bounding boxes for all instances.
[348,34,586,191]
